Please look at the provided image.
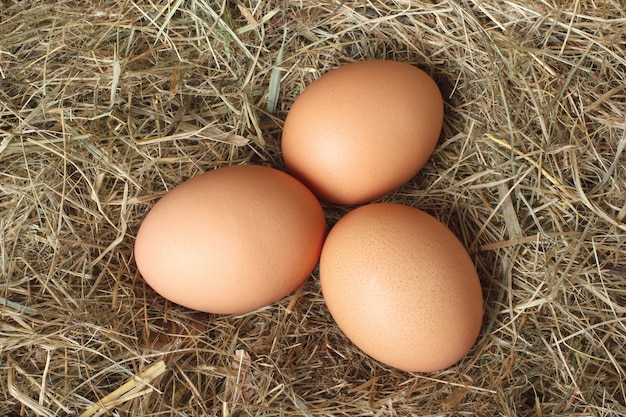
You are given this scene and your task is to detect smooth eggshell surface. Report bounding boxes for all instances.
[281,60,444,205]
[134,165,327,314]
[319,203,483,372]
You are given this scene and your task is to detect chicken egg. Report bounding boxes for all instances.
[134,165,327,315]
[320,203,483,372]
[281,60,444,205]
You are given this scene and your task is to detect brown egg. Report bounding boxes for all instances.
[281,60,444,205]
[134,165,327,315]
[319,203,483,372]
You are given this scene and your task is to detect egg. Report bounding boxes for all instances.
[281,60,444,205]
[134,165,327,315]
[319,203,483,372]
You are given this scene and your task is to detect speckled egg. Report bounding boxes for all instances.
[319,203,483,372]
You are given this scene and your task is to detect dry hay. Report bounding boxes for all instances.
[1,0,625,416]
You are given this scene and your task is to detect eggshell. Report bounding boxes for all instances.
[319,203,483,372]
[281,60,444,205]
[134,165,327,314]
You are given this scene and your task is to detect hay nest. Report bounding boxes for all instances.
[1,0,625,416]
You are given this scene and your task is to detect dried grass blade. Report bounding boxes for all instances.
[109,46,121,109]
[79,361,167,417]
[8,368,55,417]
[266,24,287,114]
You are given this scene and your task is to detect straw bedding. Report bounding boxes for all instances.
[1,0,625,416]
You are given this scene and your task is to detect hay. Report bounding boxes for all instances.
[1,0,625,415]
